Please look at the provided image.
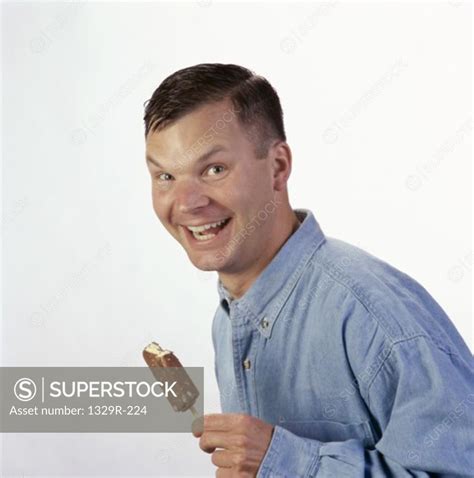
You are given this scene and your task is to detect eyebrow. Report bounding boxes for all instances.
[146,144,228,170]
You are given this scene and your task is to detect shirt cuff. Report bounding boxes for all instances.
[257,425,322,477]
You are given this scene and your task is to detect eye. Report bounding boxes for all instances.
[155,172,173,181]
[207,165,226,176]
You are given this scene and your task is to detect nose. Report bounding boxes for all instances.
[175,178,210,215]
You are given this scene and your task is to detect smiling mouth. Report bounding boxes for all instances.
[182,217,232,243]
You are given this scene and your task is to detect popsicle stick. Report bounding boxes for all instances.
[189,405,199,418]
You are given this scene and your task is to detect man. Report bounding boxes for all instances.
[143,63,473,477]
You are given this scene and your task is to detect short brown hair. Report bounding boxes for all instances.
[143,63,286,158]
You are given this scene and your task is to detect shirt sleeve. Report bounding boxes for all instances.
[257,335,474,477]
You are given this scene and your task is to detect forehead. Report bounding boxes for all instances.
[145,99,245,161]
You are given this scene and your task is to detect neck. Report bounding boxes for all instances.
[218,207,301,300]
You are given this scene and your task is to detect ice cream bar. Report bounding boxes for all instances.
[143,341,200,416]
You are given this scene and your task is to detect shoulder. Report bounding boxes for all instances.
[308,237,460,347]
[299,237,472,386]
[297,236,473,399]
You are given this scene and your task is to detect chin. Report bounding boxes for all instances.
[187,252,222,272]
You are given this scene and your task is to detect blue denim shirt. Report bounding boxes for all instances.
[212,208,474,477]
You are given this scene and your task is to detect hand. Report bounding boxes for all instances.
[192,413,274,477]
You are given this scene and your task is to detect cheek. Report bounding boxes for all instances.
[233,175,271,210]
[151,189,159,211]
[151,188,167,219]
[238,161,272,194]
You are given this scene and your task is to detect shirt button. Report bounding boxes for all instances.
[243,359,251,370]
[260,317,269,329]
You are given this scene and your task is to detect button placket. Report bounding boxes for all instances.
[230,305,256,414]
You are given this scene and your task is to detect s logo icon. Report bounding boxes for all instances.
[14,377,37,402]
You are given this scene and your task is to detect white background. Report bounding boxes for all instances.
[1,1,472,476]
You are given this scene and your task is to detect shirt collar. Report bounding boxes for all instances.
[217,208,326,338]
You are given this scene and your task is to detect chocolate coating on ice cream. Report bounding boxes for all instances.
[143,341,200,412]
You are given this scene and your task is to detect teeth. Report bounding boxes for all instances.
[193,232,217,241]
[186,218,228,233]
[184,217,231,242]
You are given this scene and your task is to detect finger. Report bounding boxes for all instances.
[200,431,232,453]
[211,449,232,468]
[216,468,233,478]
[204,413,249,432]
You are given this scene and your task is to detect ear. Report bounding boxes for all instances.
[270,141,292,192]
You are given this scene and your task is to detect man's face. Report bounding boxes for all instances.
[145,99,281,273]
